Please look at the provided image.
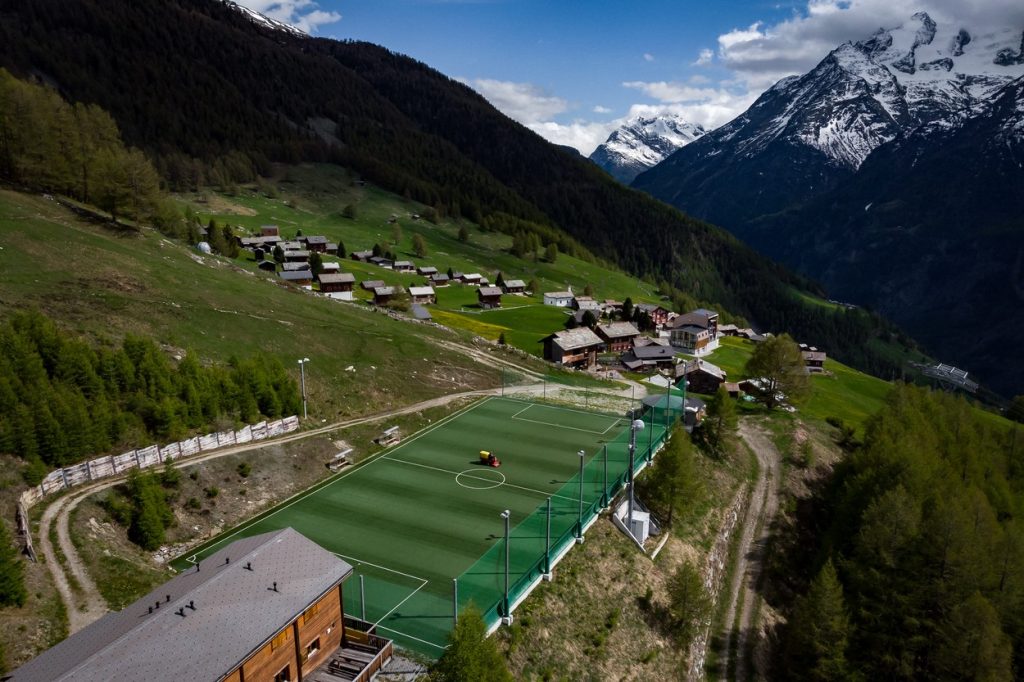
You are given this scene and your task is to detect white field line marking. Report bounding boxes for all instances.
[375,580,429,628]
[181,397,495,564]
[374,624,447,650]
[510,404,533,419]
[332,553,430,584]
[385,457,581,503]
[510,414,619,436]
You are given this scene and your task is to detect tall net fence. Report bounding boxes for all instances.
[455,398,681,630]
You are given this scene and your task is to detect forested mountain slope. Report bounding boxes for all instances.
[0,0,920,379]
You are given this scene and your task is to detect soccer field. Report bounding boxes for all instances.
[172,396,672,654]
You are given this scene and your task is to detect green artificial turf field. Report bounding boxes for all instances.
[171,397,673,654]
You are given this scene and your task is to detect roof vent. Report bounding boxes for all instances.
[269,581,279,593]
[155,601,160,610]
[225,557,230,565]
[176,608,186,617]
[187,600,196,611]
[244,561,253,571]
[165,594,171,603]
[148,606,153,614]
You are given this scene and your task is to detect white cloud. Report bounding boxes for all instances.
[693,48,714,66]
[593,105,612,114]
[717,0,1024,87]
[643,53,656,62]
[464,78,569,124]
[234,0,341,34]
[525,120,620,155]
[620,83,759,130]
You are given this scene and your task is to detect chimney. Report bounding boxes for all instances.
[225,557,230,565]
[148,606,153,614]
[155,601,160,610]
[165,595,170,603]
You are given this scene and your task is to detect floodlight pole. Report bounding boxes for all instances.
[452,578,458,627]
[602,445,608,508]
[543,498,552,580]
[665,369,671,431]
[297,357,310,419]
[576,450,585,543]
[628,419,645,542]
[359,574,365,621]
[501,509,512,625]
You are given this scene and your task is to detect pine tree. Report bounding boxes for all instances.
[458,224,469,243]
[581,310,598,328]
[622,297,634,321]
[309,252,324,278]
[642,425,700,527]
[391,223,403,246]
[527,278,540,295]
[784,559,852,682]
[273,244,285,264]
[666,561,710,648]
[430,604,512,682]
[495,272,505,288]
[545,242,558,263]
[700,386,737,458]
[583,282,594,297]
[0,521,27,608]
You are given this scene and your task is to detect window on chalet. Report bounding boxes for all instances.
[304,637,321,661]
[273,664,291,682]
[302,602,320,625]
[270,628,292,651]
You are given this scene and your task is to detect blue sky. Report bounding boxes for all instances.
[238,0,1024,153]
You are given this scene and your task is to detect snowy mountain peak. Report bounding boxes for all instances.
[222,1,306,37]
[589,114,706,183]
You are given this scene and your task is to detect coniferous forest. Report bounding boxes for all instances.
[0,311,301,478]
[779,386,1024,680]
[0,0,920,381]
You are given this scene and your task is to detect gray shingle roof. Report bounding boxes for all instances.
[503,279,525,288]
[8,529,351,682]
[547,327,602,351]
[279,270,313,281]
[478,286,503,297]
[596,322,640,339]
[318,273,355,284]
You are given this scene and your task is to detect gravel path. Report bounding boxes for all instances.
[717,420,782,681]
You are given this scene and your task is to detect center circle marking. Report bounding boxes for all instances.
[455,468,506,490]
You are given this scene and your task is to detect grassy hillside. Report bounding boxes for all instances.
[182,164,664,356]
[0,188,502,423]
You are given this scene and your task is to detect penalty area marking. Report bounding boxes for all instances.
[510,403,623,435]
[455,469,506,490]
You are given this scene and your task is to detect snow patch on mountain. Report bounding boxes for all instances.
[590,114,706,183]
[223,1,306,37]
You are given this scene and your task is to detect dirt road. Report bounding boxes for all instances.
[716,420,782,681]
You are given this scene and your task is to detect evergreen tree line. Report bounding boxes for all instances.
[0,69,170,225]
[781,386,1024,680]
[0,311,301,478]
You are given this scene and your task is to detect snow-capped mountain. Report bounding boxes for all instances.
[589,114,705,183]
[224,1,306,37]
[633,13,1024,397]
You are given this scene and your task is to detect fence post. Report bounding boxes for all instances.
[647,422,653,463]
[59,468,69,489]
[86,460,93,481]
[544,498,552,577]
[133,449,141,468]
[602,445,608,507]
[360,575,366,621]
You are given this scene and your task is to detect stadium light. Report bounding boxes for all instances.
[576,450,585,544]
[297,357,310,419]
[628,419,645,542]
[500,509,512,625]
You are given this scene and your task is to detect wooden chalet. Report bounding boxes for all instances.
[284,250,310,264]
[6,529,392,682]
[304,236,330,253]
[667,309,720,356]
[282,262,309,272]
[417,266,438,276]
[279,270,313,286]
[501,279,526,294]
[372,286,396,305]
[320,262,342,275]
[801,346,827,371]
[620,340,677,373]
[461,273,482,286]
[368,256,393,269]
[393,260,415,273]
[350,250,374,262]
[573,296,601,312]
[361,279,386,291]
[595,322,641,352]
[635,303,671,328]
[543,291,574,307]
[676,358,727,394]
[477,286,503,309]
[429,273,450,287]
[257,260,277,272]
[407,286,436,305]
[260,225,280,237]
[318,272,356,298]
[542,328,603,369]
